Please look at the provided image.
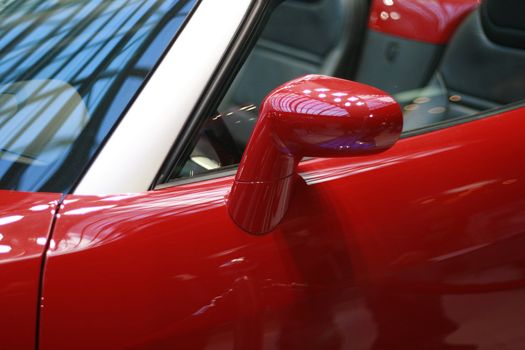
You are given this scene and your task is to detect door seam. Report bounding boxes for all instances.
[34,193,66,350]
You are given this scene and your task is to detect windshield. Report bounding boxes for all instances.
[0,0,197,192]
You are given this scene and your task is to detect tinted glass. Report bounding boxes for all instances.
[170,0,524,183]
[172,0,349,179]
[0,0,197,192]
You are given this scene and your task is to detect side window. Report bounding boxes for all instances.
[174,0,363,179]
[170,0,525,181]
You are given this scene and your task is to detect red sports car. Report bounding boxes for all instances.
[1,0,524,348]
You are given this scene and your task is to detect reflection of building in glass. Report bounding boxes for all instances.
[0,0,196,192]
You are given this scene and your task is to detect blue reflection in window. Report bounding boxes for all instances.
[0,0,197,192]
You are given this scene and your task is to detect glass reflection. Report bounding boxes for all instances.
[269,92,348,117]
[0,0,197,192]
[54,185,228,254]
[0,215,23,225]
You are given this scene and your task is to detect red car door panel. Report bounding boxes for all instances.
[0,191,60,350]
[40,107,525,349]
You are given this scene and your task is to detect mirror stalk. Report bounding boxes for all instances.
[228,75,403,235]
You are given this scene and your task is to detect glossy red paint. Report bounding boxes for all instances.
[0,190,60,350]
[369,0,480,44]
[40,105,525,349]
[229,75,402,234]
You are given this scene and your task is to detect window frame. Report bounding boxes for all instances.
[73,0,256,195]
[151,0,280,190]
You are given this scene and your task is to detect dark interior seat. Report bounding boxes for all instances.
[227,0,368,107]
[220,0,369,148]
[402,0,525,131]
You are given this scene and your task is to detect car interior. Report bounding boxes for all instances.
[401,0,525,130]
[175,0,525,180]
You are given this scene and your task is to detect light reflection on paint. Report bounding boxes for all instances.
[301,145,460,185]
[30,205,50,211]
[63,205,116,216]
[52,186,230,255]
[0,215,23,226]
[0,245,12,253]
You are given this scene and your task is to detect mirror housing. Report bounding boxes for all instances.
[227,75,403,235]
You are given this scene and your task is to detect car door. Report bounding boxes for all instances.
[38,106,525,350]
[0,191,59,350]
[39,1,525,350]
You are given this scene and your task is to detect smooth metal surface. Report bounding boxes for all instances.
[40,105,525,349]
[0,191,59,350]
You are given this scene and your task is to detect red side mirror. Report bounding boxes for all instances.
[227,75,403,235]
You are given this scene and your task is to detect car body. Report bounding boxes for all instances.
[1,0,525,349]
